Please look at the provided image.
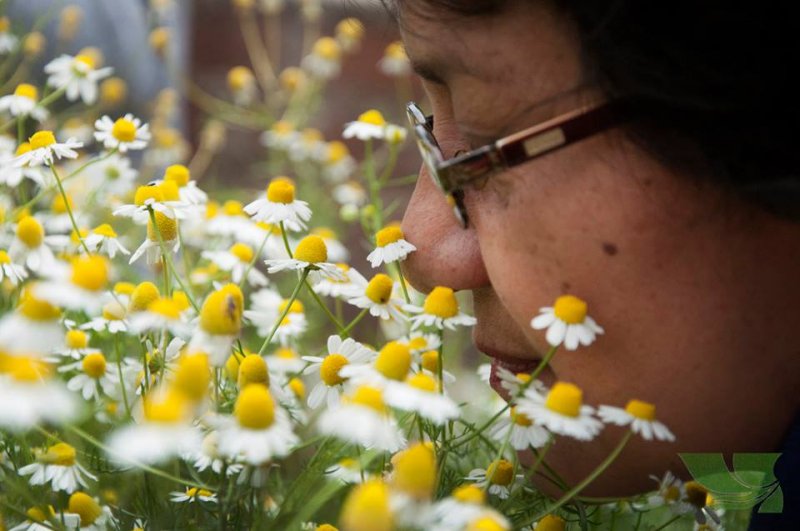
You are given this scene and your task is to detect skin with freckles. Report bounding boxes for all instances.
[396,0,800,495]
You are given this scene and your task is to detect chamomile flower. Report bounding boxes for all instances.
[530,294,604,350]
[163,164,208,205]
[466,459,520,499]
[65,491,115,530]
[114,184,181,225]
[0,143,49,188]
[302,335,374,409]
[128,297,192,338]
[83,224,130,258]
[301,37,342,79]
[62,351,120,401]
[85,152,137,199]
[516,382,604,441]
[384,372,460,425]
[318,385,404,451]
[321,140,356,183]
[347,273,405,321]
[489,406,550,450]
[426,485,490,531]
[0,249,28,285]
[639,471,687,511]
[129,210,180,265]
[343,109,391,141]
[288,128,326,162]
[202,242,269,287]
[0,84,48,121]
[7,216,64,272]
[332,180,367,207]
[0,17,19,53]
[50,329,97,361]
[44,53,113,104]
[265,346,305,376]
[227,66,257,105]
[170,487,218,504]
[32,255,110,314]
[313,263,367,299]
[81,299,128,335]
[206,199,254,238]
[13,130,82,167]
[598,399,676,442]
[184,432,244,477]
[265,235,344,283]
[379,41,411,77]
[244,178,312,231]
[335,18,365,52]
[188,284,244,366]
[405,286,477,331]
[8,505,76,531]
[325,456,367,484]
[94,113,150,152]
[367,225,416,268]
[311,227,349,262]
[260,120,298,150]
[216,384,299,465]
[19,442,96,493]
[0,289,63,354]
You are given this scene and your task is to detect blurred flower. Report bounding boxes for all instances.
[335,18,365,52]
[0,84,48,122]
[0,16,19,53]
[0,288,63,354]
[379,41,411,77]
[0,249,28,286]
[44,53,113,104]
[318,385,404,451]
[14,130,82,167]
[170,487,218,504]
[203,242,269,287]
[228,66,257,105]
[19,442,96,493]
[384,372,459,425]
[129,210,180,265]
[0,142,49,188]
[313,264,366,299]
[530,294,604,350]
[84,224,130,258]
[261,120,298,150]
[301,37,341,79]
[339,479,393,531]
[189,284,244,366]
[65,491,115,530]
[489,406,550,450]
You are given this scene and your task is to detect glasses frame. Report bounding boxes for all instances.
[406,95,630,227]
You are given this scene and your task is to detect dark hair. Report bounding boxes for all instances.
[393,0,800,219]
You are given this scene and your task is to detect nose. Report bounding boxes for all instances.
[400,166,490,294]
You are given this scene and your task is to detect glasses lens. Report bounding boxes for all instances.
[414,124,446,190]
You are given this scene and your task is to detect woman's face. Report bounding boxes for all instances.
[398,1,800,495]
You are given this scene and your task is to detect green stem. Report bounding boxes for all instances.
[363,139,384,232]
[257,269,308,355]
[238,232,270,290]
[483,411,516,493]
[340,307,369,336]
[114,335,131,419]
[304,279,346,334]
[49,164,90,254]
[147,208,199,312]
[279,221,293,257]
[395,261,410,303]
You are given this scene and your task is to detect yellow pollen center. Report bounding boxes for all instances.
[288,377,305,399]
[40,442,77,466]
[420,350,440,373]
[625,399,656,421]
[230,242,254,263]
[26,505,55,523]
[374,341,411,381]
[66,330,88,349]
[143,390,188,423]
[340,480,393,531]
[365,274,393,303]
[92,223,117,238]
[234,384,276,429]
[238,354,269,388]
[15,142,32,156]
[516,373,532,385]
[664,485,681,503]
[221,200,242,216]
[15,83,39,100]
[326,141,348,163]
[0,249,10,264]
[294,235,328,264]
[406,372,437,393]
[134,185,164,206]
[276,347,298,359]
[157,180,179,201]
[174,353,211,402]
[375,226,404,247]
[29,130,56,149]
[337,18,364,40]
[17,216,44,248]
[467,517,505,531]
[18,289,61,321]
[147,212,178,241]
[164,164,191,186]
[70,255,109,292]
[148,297,181,319]
[358,109,386,126]
[129,282,160,312]
[278,299,304,315]
[199,284,243,335]
[266,179,296,204]
[486,459,514,486]
[320,353,349,386]
[68,492,102,526]
[313,37,341,60]
[316,525,338,531]
[534,514,567,531]
[102,300,126,320]
[349,385,386,414]
[81,352,107,378]
[228,66,253,91]
[1,355,52,382]
[452,484,486,505]
[552,294,588,324]
[385,42,408,60]
[545,382,583,417]
[111,118,137,142]
[511,406,533,426]
[423,286,459,318]
[391,443,436,499]
[50,193,73,214]
[74,54,96,70]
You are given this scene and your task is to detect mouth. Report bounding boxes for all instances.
[477,344,551,400]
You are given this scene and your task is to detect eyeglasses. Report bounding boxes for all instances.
[406,90,631,227]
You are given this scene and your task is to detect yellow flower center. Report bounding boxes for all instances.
[406,372,437,393]
[173,353,211,402]
[423,286,459,318]
[312,37,341,61]
[552,294,588,324]
[143,390,189,423]
[467,517,506,531]
[158,180,180,201]
[102,300,126,321]
[15,142,32,156]
[516,373,532,385]
[100,77,127,105]
[486,459,514,486]
[420,350,440,373]
[1,355,52,382]
[374,341,411,381]
[219,200,241,217]
[349,385,386,414]
[163,164,191,187]
[271,120,295,134]
[375,225,404,247]
[74,54,96,70]
[384,41,408,61]
[234,384,276,429]
[40,442,77,466]
[134,185,164,206]
[81,352,107,378]
[92,223,117,238]
[26,505,55,523]
[29,130,57,150]
[358,109,386,126]
[185,487,214,498]
[279,68,305,91]
[544,382,583,418]
[50,193,73,214]
[266,179,296,204]
[0,249,10,264]
[320,353,349,386]
[227,66,254,91]
[129,282,160,312]
[70,255,109,292]
[225,354,241,381]
[238,354,269,388]
[510,406,533,427]
[288,377,305,399]
[336,17,364,40]
[294,235,328,264]
[229,242,254,263]
[365,274,394,303]
[199,284,243,335]
[533,515,565,531]
[17,215,44,248]
[391,443,436,499]
[172,291,190,311]
[625,399,656,421]
[147,212,178,241]
[316,524,338,531]
[664,485,681,503]
[68,492,102,526]
[111,118,137,142]
[18,289,61,321]
[340,480,393,531]
[452,484,486,504]
[312,227,336,241]
[15,83,39,100]
[326,141,349,164]
[66,330,88,349]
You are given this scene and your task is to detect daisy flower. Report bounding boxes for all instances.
[19,442,96,493]
[313,263,367,299]
[7,505,78,531]
[338,340,413,386]
[170,487,218,504]
[598,399,676,442]
[81,299,128,335]
[184,432,244,477]
[13,130,82,167]
[50,329,98,361]
[489,406,550,450]
[310,226,349,262]
[188,284,244,366]
[288,128,326,162]
[202,242,269,287]
[405,286,477,331]
[379,41,411,77]
[260,120,298,151]
[265,347,305,376]
[7,216,67,272]
[347,273,406,321]
[216,384,299,465]
[466,459,520,499]
[384,372,459,425]
[129,210,180,265]
[0,249,28,286]
[245,292,307,346]
[335,17,365,52]
[265,235,344,283]
[228,65,257,105]
[530,294,604,350]
[427,485,489,531]
[143,125,190,168]
[302,335,374,409]
[32,255,110,314]
[0,289,63,355]
[367,225,416,268]
[325,456,368,484]
[163,163,208,205]
[0,16,19,53]
[44,53,113,104]
[516,381,604,441]
[332,180,367,207]
[65,491,115,530]
[0,83,48,121]
[317,385,405,452]
[0,142,49,188]
[83,224,130,258]
[59,117,94,144]
[128,297,193,338]
[205,199,255,239]
[114,184,181,225]
[343,109,391,141]
[61,351,120,401]
[244,178,312,231]
[321,140,356,183]
[638,471,687,511]
[93,113,151,152]
[301,37,342,79]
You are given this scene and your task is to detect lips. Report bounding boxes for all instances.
[477,343,543,399]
